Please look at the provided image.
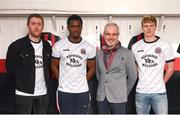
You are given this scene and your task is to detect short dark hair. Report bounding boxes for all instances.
[27,14,44,25]
[67,14,83,26]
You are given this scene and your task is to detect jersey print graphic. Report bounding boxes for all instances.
[35,55,43,69]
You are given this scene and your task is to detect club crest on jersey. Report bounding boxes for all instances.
[81,49,86,55]
[155,47,161,54]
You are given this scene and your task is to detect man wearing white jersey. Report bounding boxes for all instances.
[51,14,96,114]
[132,15,175,114]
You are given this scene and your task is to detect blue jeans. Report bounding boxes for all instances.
[135,92,168,114]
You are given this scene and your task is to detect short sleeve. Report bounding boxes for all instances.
[52,41,61,58]
[87,45,96,59]
[165,42,175,62]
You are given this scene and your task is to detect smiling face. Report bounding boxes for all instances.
[104,23,119,49]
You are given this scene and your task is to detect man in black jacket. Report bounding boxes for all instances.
[6,14,52,114]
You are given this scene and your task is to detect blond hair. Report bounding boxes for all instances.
[141,15,157,27]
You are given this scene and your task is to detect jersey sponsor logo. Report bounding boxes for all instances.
[35,55,43,68]
[141,54,158,67]
[144,58,154,63]
[155,47,162,54]
[66,54,83,67]
[70,58,79,64]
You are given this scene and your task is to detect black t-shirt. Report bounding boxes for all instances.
[177,43,180,53]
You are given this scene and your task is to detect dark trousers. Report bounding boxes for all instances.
[88,76,98,114]
[47,79,59,113]
[97,97,126,114]
[15,94,49,114]
[58,91,90,114]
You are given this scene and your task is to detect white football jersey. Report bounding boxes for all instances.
[132,38,174,93]
[52,37,96,93]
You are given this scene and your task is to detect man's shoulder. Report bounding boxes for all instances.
[158,39,169,44]
[10,36,28,46]
[53,38,67,47]
[156,39,171,49]
[81,39,95,51]
[7,36,28,52]
[81,39,92,45]
[132,39,144,49]
[119,46,133,56]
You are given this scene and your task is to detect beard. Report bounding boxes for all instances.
[29,30,42,38]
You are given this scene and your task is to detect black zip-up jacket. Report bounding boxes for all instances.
[6,35,52,94]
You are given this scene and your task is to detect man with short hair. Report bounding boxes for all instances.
[132,15,175,114]
[96,23,137,114]
[51,14,96,114]
[6,14,52,114]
